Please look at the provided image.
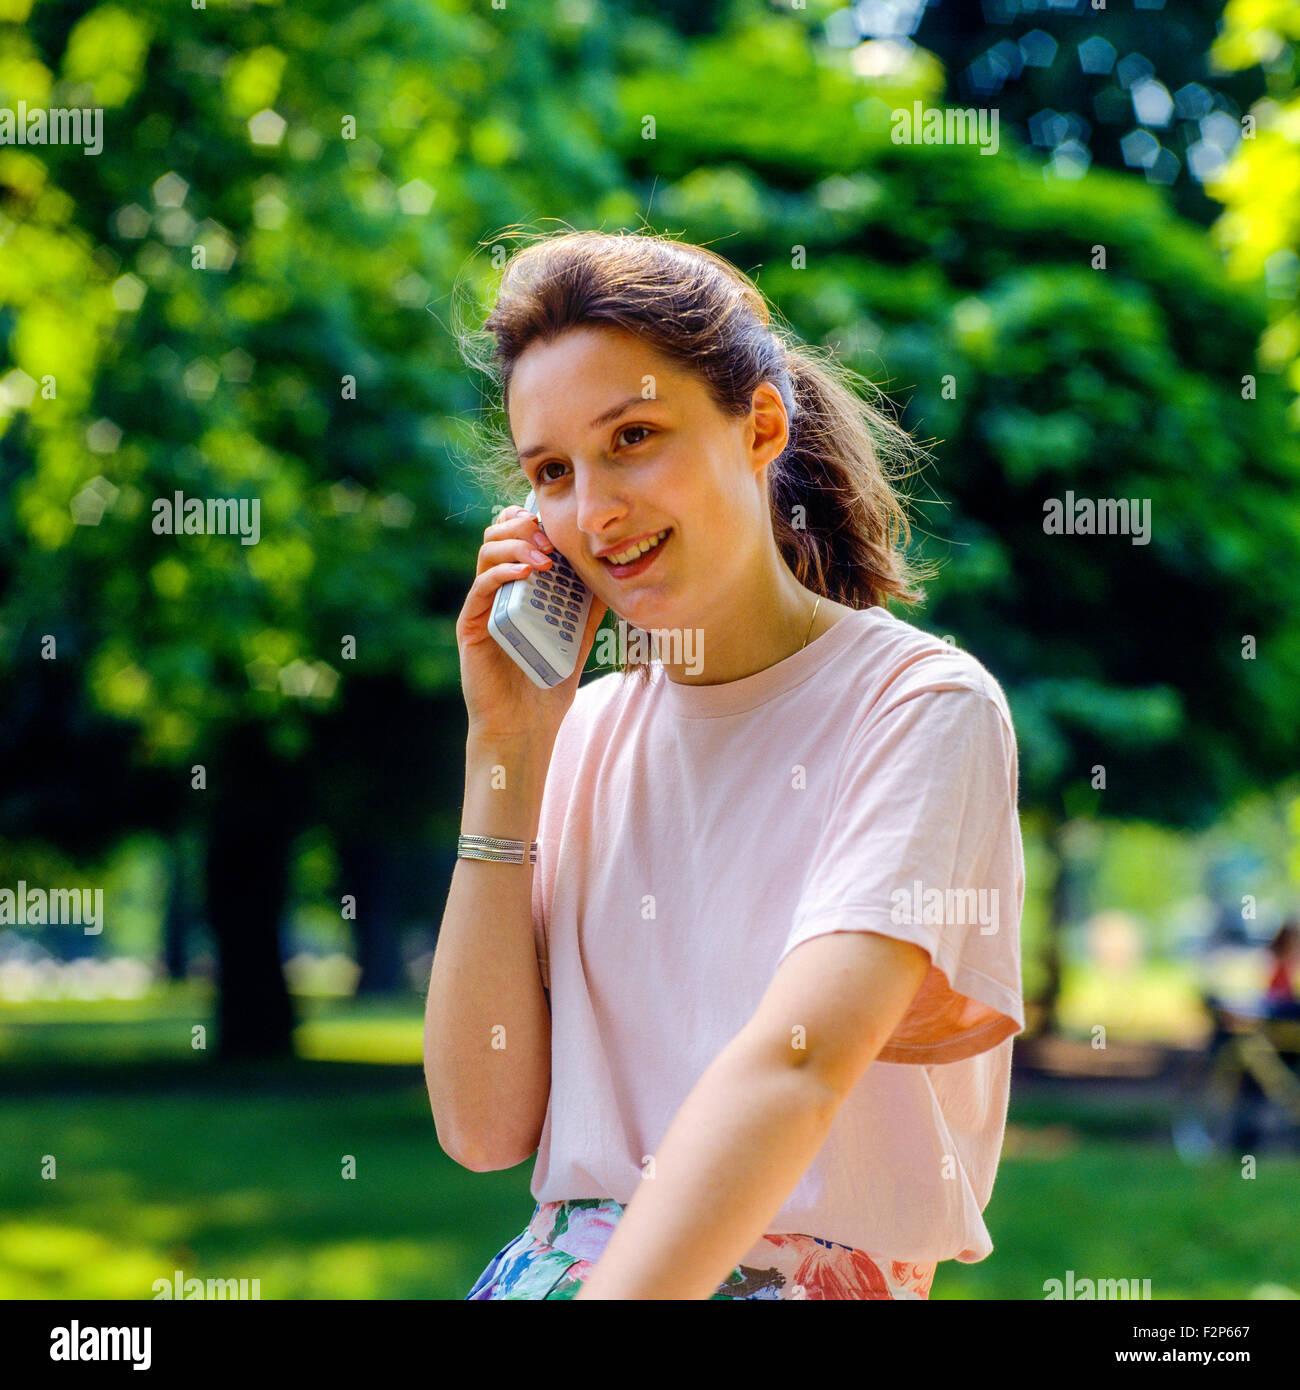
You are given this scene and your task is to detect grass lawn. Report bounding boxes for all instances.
[2,989,1297,1300]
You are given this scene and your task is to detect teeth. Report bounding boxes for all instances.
[607,530,668,565]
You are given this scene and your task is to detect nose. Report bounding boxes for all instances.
[573,466,628,548]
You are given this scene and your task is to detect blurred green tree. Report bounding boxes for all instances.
[0,0,553,1054]
[913,0,1268,226]
[1204,0,1300,425]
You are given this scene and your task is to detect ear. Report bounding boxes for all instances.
[748,380,790,479]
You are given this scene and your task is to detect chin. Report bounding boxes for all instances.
[609,593,673,628]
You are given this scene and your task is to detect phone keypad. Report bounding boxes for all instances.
[529,551,585,643]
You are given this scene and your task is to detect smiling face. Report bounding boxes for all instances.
[507,324,789,632]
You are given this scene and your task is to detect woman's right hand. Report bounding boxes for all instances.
[456,504,608,744]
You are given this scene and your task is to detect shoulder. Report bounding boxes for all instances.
[838,607,1015,741]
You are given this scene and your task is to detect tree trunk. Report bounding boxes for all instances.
[1041,826,1066,1038]
[1028,817,1095,1040]
[161,827,201,981]
[1025,817,1068,1040]
[205,726,299,1060]
[340,835,405,994]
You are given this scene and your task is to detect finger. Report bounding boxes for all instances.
[460,559,535,629]
[483,509,548,544]
[475,544,553,605]
[477,529,555,575]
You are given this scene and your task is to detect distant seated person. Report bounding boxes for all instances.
[1263,919,1300,1021]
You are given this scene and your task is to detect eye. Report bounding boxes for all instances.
[534,426,653,485]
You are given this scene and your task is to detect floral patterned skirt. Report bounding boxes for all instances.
[465,1197,936,1300]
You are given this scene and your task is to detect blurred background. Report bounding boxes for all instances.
[2,0,1299,1299]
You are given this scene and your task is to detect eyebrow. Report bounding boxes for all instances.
[517,395,667,464]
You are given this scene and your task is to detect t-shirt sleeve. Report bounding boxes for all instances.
[777,678,1025,1065]
[531,855,550,993]
[532,738,568,996]
[530,683,592,996]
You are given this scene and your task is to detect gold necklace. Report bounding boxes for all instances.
[800,595,822,651]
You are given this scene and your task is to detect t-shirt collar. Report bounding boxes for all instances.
[649,605,876,719]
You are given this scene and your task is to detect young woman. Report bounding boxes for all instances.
[426,230,1025,1300]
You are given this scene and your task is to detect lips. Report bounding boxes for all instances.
[599,529,671,566]
[600,528,672,577]
[596,528,671,565]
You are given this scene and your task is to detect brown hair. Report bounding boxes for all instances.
[455,226,939,681]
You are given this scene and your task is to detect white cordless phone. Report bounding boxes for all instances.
[488,490,595,688]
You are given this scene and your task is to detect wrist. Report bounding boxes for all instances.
[461,736,552,845]
[466,727,557,761]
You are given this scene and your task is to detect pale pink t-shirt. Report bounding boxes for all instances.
[528,604,1025,1264]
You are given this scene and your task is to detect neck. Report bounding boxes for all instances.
[660,545,824,686]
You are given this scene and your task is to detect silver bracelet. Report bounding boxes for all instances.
[457,834,538,865]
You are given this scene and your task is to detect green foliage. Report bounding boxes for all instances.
[2,0,507,771]
[1207,0,1300,419]
[1,0,1297,841]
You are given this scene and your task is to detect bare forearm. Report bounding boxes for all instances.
[574,1039,842,1300]
[424,735,553,1167]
